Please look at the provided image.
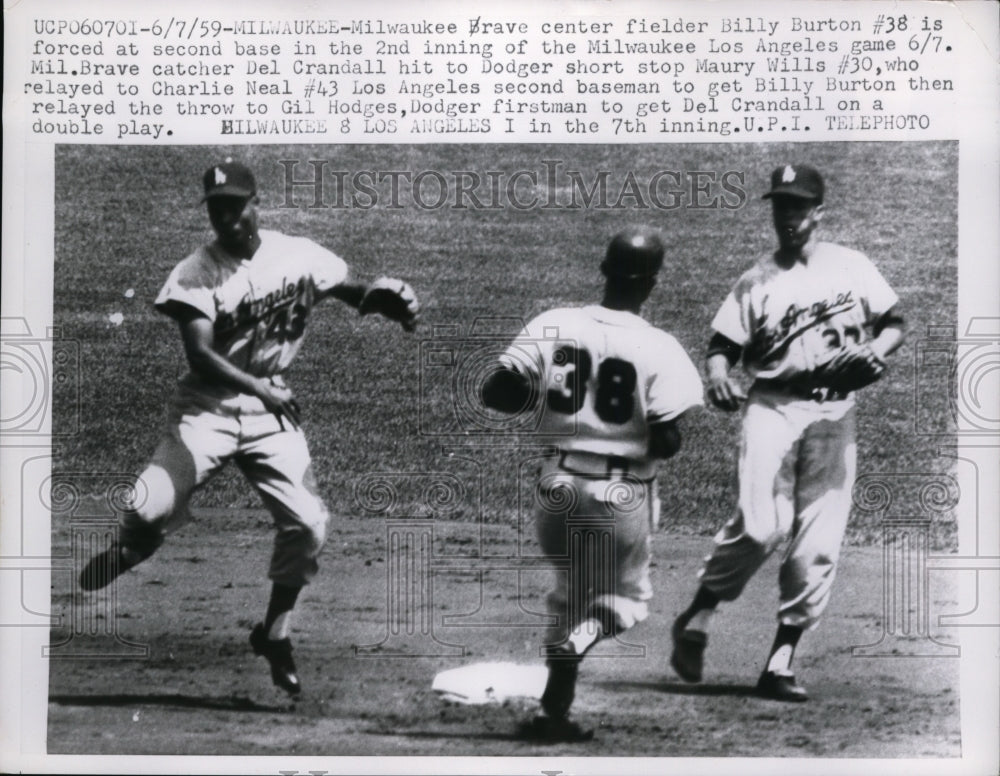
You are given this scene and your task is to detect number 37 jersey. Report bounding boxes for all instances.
[155,229,348,386]
[501,305,704,462]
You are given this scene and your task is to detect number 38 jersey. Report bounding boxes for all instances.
[501,305,704,462]
[155,229,348,391]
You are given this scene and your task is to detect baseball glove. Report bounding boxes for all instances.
[812,342,886,393]
[358,277,419,331]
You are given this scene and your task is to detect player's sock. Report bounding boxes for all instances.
[264,583,301,640]
[567,618,602,655]
[680,585,720,631]
[687,608,715,633]
[268,611,293,641]
[765,624,803,673]
[766,645,794,673]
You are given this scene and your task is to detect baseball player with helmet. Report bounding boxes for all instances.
[483,228,703,741]
[79,159,419,696]
[670,164,905,701]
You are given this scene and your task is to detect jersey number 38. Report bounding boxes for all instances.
[547,345,637,425]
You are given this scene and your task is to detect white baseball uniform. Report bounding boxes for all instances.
[502,305,703,641]
[119,229,347,586]
[700,242,898,627]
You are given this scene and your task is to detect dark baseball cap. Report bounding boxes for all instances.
[601,228,665,279]
[202,159,256,200]
[762,164,824,202]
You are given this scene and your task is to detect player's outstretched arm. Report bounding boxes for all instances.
[167,302,301,429]
[481,367,534,414]
[705,333,746,412]
[324,280,368,308]
[325,276,420,332]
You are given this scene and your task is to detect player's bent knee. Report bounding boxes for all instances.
[270,521,326,586]
[117,465,185,558]
[309,506,331,550]
[132,465,181,522]
[590,597,647,633]
[269,552,319,587]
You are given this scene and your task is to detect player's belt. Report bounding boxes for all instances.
[557,450,656,481]
[754,379,850,403]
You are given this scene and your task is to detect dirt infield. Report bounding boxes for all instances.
[48,509,960,758]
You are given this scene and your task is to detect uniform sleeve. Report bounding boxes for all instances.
[154,253,217,321]
[710,288,751,346]
[293,237,349,294]
[857,254,899,319]
[498,311,558,380]
[646,333,705,423]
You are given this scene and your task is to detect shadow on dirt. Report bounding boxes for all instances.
[363,728,523,742]
[49,693,287,713]
[596,680,761,697]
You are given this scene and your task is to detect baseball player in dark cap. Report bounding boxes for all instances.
[484,228,703,741]
[670,164,905,701]
[79,159,419,696]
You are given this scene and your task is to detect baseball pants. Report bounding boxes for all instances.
[119,385,330,587]
[700,386,857,629]
[534,454,660,646]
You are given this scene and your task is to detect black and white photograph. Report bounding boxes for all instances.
[2,1,998,774]
[42,140,965,755]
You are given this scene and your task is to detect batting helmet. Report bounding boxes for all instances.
[601,228,665,279]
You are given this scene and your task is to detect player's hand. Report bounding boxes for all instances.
[358,277,420,332]
[707,375,747,412]
[255,378,301,430]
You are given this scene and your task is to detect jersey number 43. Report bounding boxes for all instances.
[547,345,637,425]
[263,303,307,343]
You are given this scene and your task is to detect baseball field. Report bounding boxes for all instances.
[48,141,961,759]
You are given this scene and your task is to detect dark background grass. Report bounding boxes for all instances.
[52,141,958,547]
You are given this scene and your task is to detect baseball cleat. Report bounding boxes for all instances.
[670,615,708,683]
[757,670,809,702]
[518,714,594,743]
[249,624,301,696]
[79,544,137,591]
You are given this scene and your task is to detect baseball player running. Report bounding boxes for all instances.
[483,229,703,741]
[79,159,419,696]
[670,164,905,701]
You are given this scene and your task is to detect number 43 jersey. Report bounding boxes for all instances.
[155,229,348,391]
[501,305,704,462]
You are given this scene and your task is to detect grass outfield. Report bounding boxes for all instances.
[53,141,958,547]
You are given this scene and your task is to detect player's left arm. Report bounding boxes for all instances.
[868,306,906,362]
[648,417,683,459]
[311,243,419,330]
[647,334,705,458]
[322,279,368,308]
[482,367,534,414]
[324,275,419,331]
[859,254,905,362]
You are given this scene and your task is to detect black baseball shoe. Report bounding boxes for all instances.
[757,670,809,702]
[670,615,708,683]
[79,543,137,591]
[249,623,302,696]
[518,714,594,743]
